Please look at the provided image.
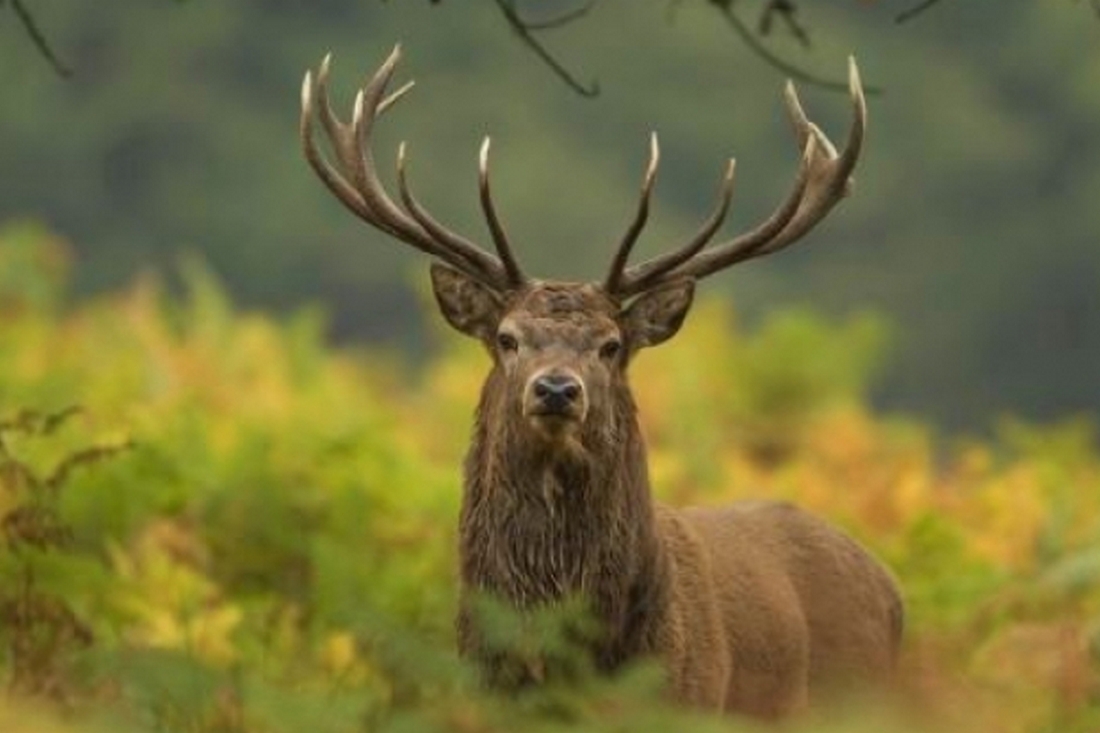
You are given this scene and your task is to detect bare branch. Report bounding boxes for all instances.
[895,0,949,24]
[492,0,600,98]
[710,1,882,96]
[512,0,598,31]
[760,0,810,48]
[8,0,72,78]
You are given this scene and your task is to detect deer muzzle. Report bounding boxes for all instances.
[524,370,587,426]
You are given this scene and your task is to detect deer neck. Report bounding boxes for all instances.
[458,383,669,662]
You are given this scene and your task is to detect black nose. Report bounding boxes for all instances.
[532,374,582,414]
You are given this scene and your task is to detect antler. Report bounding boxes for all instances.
[300,45,526,291]
[605,57,867,299]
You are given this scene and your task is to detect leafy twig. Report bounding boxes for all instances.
[45,441,135,493]
[492,0,600,98]
[6,0,72,77]
[40,406,83,436]
[0,407,82,442]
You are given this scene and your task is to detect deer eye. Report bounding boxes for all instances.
[496,332,519,352]
[599,339,622,360]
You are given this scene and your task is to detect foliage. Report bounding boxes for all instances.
[1,225,1099,732]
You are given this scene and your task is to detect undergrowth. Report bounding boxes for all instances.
[1,222,1098,732]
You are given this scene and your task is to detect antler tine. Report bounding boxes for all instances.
[734,60,864,261]
[479,138,526,287]
[347,48,461,251]
[637,57,867,288]
[655,134,817,284]
[301,56,416,240]
[311,53,407,242]
[301,69,386,232]
[603,132,660,294]
[394,142,510,282]
[614,157,736,298]
[300,46,519,290]
[303,48,443,253]
[378,79,416,114]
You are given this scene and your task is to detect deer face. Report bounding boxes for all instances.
[430,264,694,438]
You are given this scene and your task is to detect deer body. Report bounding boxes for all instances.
[448,282,901,716]
[300,46,903,717]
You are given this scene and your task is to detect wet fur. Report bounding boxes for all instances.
[439,274,903,717]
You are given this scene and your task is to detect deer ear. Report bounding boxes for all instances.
[430,263,504,341]
[622,278,695,350]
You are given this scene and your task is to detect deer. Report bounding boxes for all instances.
[299,46,903,719]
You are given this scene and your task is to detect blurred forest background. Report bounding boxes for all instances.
[1,0,1097,432]
[2,2,1100,733]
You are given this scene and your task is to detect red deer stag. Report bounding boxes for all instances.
[300,46,903,719]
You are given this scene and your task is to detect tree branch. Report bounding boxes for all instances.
[759,0,810,48]
[492,0,600,98]
[711,1,882,95]
[895,0,949,24]
[514,0,598,31]
[6,0,72,77]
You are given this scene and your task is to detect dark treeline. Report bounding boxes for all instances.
[1,1,1097,431]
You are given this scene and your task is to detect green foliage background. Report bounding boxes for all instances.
[1,1,1098,429]
[2,225,1100,731]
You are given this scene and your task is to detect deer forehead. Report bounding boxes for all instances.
[501,282,621,349]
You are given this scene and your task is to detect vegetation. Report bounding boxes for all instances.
[1,224,1099,731]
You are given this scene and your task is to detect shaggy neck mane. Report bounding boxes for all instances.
[458,368,669,666]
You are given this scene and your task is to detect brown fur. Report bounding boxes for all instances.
[433,267,903,717]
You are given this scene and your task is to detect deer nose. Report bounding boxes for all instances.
[532,374,583,414]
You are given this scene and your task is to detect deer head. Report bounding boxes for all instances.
[300,45,865,451]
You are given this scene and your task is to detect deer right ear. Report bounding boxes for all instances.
[430,263,504,341]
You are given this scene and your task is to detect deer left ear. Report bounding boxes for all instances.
[621,277,695,350]
[430,263,504,341]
